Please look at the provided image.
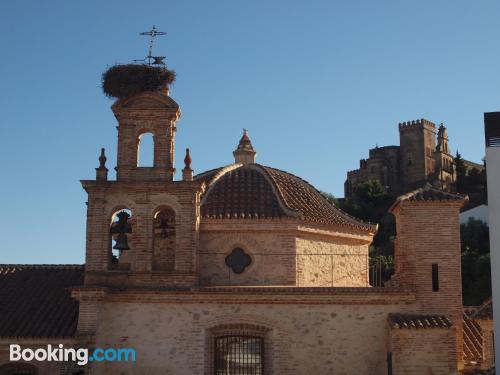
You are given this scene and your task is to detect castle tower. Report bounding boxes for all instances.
[434,123,456,191]
[398,119,437,191]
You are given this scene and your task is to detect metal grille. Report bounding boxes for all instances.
[214,335,263,375]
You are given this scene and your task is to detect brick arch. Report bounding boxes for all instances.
[0,363,39,375]
[152,205,177,271]
[106,200,137,222]
[136,131,155,167]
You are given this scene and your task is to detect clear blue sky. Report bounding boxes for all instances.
[1,1,499,264]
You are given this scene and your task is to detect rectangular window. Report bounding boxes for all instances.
[215,335,263,375]
[387,352,393,375]
[432,263,439,292]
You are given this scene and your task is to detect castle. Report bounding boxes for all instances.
[0,72,495,374]
[345,119,484,198]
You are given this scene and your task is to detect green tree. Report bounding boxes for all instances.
[454,151,466,192]
[461,218,491,306]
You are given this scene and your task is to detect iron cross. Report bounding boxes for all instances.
[139,25,167,65]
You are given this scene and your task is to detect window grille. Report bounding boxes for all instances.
[214,334,263,375]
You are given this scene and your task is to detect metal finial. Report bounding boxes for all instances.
[99,148,107,168]
[184,148,192,170]
[134,25,167,66]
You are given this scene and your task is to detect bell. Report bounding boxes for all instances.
[113,233,130,251]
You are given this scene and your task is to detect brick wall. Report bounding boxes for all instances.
[389,328,457,375]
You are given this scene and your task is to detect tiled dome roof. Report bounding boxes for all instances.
[195,164,375,232]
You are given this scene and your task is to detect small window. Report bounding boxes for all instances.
[214,335,263,374]
[225,248,252,274]
[432,263,439,292]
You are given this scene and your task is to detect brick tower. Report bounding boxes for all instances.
[388,185,467,371]
[80,87,204,291]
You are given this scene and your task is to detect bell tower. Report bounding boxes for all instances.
[434,123,455,191]
[112,90,180,181]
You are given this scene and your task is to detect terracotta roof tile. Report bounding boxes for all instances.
[390,184,467,212]
[0,265,84,338]
[195,164,375,232]
[199,166,286,219]
[471,299,493,320]
[388,313,452,329]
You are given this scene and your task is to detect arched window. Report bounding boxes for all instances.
[153,208,176,271]
[137,132,154,167]
[109,208,132,270]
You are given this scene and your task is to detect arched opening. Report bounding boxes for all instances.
[137,132,154,167]
[109,208,133,270]
[152,207,176,271]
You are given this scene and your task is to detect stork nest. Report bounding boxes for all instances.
[102,64,176,99]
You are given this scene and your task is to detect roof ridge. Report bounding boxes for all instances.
[260,165,376,231]
[390,183,468,212]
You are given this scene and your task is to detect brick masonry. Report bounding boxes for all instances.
[0,90,470,375]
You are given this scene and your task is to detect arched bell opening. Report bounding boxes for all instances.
[137,132,154,167]
[109,208,133,270]
[152,207,176,272]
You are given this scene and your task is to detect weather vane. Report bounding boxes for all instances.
[134,25,167,66]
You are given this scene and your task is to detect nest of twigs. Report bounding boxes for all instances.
[102,64,176,99]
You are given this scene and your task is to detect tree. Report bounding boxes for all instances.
[455,151,466,192]
[461,218,491,306]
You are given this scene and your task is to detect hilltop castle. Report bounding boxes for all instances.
[345,119,484,198]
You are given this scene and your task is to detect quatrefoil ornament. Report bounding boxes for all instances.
[225,248,252,274]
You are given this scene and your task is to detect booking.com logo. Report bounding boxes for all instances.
[10,344,136,366]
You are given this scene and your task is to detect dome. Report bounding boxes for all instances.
[195,163,376,232]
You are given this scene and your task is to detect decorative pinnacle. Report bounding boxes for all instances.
[98,148,107,169]
[183,148,192,171]
[234,129,257,164]
[237,129,254,151]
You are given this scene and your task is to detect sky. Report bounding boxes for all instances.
[0,0,499,264]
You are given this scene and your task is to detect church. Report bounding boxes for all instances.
[0,61,495,374]
[344,119,485,198]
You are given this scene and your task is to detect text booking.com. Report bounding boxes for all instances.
[10,344,136,366]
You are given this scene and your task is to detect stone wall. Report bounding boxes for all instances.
[91,301,411,375]
[296,235,369,287]
[199,228,296,286]
[198,221,372,287]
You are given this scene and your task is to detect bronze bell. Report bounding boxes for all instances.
[113,233,130,251]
